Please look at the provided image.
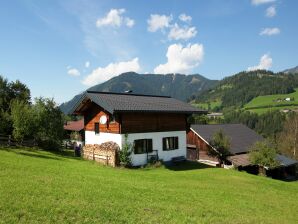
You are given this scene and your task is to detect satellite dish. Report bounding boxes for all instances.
[99,115,107,124]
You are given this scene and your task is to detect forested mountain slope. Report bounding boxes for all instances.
[60,72,218,114]
[196,70,298,109]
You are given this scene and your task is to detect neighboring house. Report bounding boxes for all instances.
[206,112,223,119]
[70,91,205,166]
[63,119,85,146]
[186,124,263,166]
[64,119,84,133]
[187,123,297,180]
[285,97,291,101]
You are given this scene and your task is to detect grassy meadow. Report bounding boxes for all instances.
[244,88,298,113]
[0,147,298,224]
[192,100,221,111]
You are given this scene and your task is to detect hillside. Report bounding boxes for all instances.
[60,72,218,114]
[195,70,298,111]
[244,88,298,114]
[283,65,298,74]
[1,147,298,223]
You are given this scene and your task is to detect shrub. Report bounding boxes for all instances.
[119,134,132,167]
[70,131,82,141]
[249,140,279,175]
[208,129,231,165]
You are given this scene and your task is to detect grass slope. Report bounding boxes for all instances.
[1,148,298,224]
[192,100,221,111]
[244,88,298,113]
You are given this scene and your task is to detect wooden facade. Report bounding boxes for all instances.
[121,112,187,133]
[84,104,120,133]
[186,129,219,163]
[83,103,188,134]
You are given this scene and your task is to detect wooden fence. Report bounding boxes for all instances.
[0,135,37,147]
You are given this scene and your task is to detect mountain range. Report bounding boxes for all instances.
[283,66,298,74]
[60,66,298,114]
[60,72,218,114]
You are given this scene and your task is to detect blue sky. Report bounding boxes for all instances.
[1,0,298,103]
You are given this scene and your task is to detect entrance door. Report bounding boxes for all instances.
[187,146,198,161]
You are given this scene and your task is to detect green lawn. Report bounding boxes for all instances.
[244,88,298,113]
[192,100,221,111]
[1,148,298,224]
[247,105,298,114]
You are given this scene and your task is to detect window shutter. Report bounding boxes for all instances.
[163,138,167,150]
[147,139,153,152]
[94,122,99,134]
[175,137,179,149]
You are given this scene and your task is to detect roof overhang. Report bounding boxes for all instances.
[69,91,207,115]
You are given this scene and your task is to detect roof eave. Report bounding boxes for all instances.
[114,110,207,114]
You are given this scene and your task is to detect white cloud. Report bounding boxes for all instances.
[96,8,134,28]
[266,5,276,17]
[168,23,197,40]
[67,68,80,76]
[251,0,275,6]
[154,43,204,74]
[179,14,192,22]
[259,27,280,36]
[147,14,172,32]
[247,54,272,71]
[125,17,135,27]
[85,61,90,68]
[82,58,140,86]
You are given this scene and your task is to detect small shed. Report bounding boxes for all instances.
[228,153,297,180]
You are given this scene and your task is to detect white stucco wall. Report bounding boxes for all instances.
[85,131,122,148]
[85,130,186,166]
[124,131,187,166]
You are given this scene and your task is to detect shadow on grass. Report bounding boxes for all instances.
[165,160,213,171]
[0,147,82,161]
[14,151,62,160]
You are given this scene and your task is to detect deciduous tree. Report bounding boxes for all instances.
[208,129,231,165]
[277,113,298,160]
[10,100,34,142]
[249,140,279,175]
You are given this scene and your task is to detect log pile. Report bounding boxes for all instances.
[83,141,120,167]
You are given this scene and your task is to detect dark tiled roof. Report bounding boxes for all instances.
[63,119,84,131]
[191,124,264,154]
[228,153,297,167]
[276,154,298,167]
[228,154,251,166]
[71,91,205,114]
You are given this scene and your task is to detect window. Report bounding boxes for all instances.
[163,137,179,151]
[134,139,153,154]
[109,115,116,123]
[94,122,99,134]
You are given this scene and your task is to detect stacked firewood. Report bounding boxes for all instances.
[83,141,120,167]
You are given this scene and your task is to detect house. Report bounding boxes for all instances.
[70,91,205,166]
[285,97,291,101]
[206,112,223,119]
[64,119,84,136]
[64,119,84,132]
[63,119,85,147]
[186,124,263,166]
[187,123,297,179]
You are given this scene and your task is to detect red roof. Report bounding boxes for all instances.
[64,119,84,131]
